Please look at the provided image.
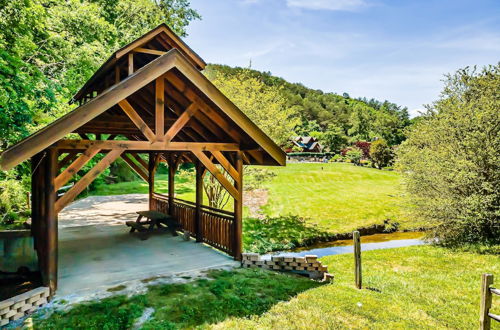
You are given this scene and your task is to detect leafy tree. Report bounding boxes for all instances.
[397,64,500,246]
[310,124,347,152]
[345,147,363,166]
[206,68,298,146]
[370,139,392,169]
[206,64,411,148]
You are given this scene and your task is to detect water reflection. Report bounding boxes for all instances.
[263,232,426,259]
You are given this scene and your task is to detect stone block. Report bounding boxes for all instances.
[305,255,317,262]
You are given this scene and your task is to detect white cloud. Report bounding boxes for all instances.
[286,0,368,11]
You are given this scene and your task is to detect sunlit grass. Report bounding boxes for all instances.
[214,246,500,329]
[33,268,321,329]
[260,163,422,233]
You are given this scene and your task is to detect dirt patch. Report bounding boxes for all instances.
[243,189,268,218]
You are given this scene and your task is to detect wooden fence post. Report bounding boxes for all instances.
[353,230,362,289]
[480,273,494,330]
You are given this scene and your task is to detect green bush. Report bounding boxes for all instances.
[0,174,29,229]
[370,139,393,169]
[345,147,362,165]
[397,65,500,246]
[329,154,344,162]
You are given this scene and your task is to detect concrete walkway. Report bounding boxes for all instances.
[57,194,237,297]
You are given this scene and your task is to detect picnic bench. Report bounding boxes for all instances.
[126,210,181,239]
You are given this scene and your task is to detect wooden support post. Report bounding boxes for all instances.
[168,155,175,215]
[480,273,494,330]
[195,160,203,242]
[353,231,362,289]
[148,153,155,210]
[155,77,165,140]
[45,148,58,295]
[128,53,134,76]
[233,151,243,260]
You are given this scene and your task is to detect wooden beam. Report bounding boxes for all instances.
[55,149,124,213]
[164,103,198,143]
[115,65,120,84]
[54,139,240,152]
[0,52,178,171]
[155,77,165,140]
[121,153,148,182]
[118,99,156,142]
[148,153,156,209]
[192,149,238,200]
[134,47,167,56]
[233,151,243,260]
[130,153,148,169]
[45,149,58,293]
[128,53,134,76]
[54,146,101,190]
[211,150,239,182]
[168,154,175,214]
[57,152,78,171]
[195,160,203,242]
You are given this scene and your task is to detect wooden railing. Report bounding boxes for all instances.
[481,273,500,330]
[150,193,235,256]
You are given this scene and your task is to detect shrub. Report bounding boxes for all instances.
[0,174,28,229]
[370,139,393,169]
[354,141,371,158]
[345,147,363,165]
[330,154,344,162]
[396,65,500,246]
[245,167,276,190]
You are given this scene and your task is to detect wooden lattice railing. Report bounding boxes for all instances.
[151,193,235,256]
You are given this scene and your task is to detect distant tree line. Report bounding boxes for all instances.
[205,64,413,152]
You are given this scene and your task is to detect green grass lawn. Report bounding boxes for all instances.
[31,246,500,329]
[32,268,321,329]
[89,163,419,235]
[216,246,500,329]
[260,163,418,233]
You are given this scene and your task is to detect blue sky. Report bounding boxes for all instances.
[184,0,499,117]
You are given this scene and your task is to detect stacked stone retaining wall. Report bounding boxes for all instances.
[0,287,49,326]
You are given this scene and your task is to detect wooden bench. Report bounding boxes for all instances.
[126,210,181,239]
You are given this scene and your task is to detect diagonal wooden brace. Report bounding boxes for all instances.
[118,99,156,142]
[193,149,238,200]
[55,148,124,213]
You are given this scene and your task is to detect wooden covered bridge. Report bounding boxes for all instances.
[0,24,285,294]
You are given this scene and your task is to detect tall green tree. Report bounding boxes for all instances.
[206,68,298,146]
[397,64,500,246]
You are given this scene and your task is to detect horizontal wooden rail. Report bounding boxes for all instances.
[481,273,499,330]
[152,193,235,217]
[151,193,235,256]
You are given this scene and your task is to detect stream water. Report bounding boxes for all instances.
[264,232,426,259]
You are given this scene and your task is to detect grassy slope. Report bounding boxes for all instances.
[214,246,500,329]
[261,163,417,233]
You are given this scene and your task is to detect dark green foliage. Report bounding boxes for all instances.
[243,215,331,253]
[0,0,200,221]
[34,269,322,329]
[370,139,393,169]
[397,64,500,246]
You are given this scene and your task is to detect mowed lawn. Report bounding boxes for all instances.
[261,163,414,233]
[90,163,417,234]
[214,246,500,329]
[32,246,500,329]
